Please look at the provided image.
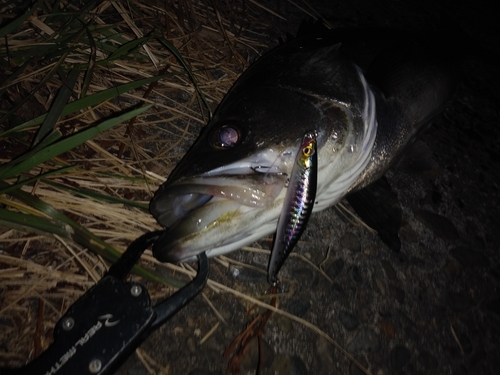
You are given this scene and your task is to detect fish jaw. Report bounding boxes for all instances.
[153,197,285,262]
[150,146,296,262]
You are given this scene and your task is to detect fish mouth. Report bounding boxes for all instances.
[150,150,293,262]
[152,173,286,228]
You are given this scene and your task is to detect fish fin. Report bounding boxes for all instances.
[395,139,435,174]
[345,176,402,252]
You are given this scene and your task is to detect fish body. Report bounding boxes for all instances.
[267,131,317,285]
[150,28,458,263]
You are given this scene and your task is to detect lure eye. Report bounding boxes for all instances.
[302,144,313,157]
[213,126,239,148]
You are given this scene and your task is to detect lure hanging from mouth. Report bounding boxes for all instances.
[267,131,318,285]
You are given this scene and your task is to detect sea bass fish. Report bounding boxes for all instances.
[268,131,317,285]
[150,28,458,263]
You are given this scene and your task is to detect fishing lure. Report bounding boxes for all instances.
[267,131,318,285]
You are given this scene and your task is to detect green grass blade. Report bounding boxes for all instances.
[0,105,152,180]
[0,51,70,127]
[0,0,43,38]
[0,46,69,66]
[157,36,212,118]
[0,180,115,255]
[0,207,72,239]
[0,166,77,195]
[0,131,62,179]
[80,25,97,98]
[54,1,100,41]
[32,67,80,146]
[0,75,169,138]
[107,36,152,61]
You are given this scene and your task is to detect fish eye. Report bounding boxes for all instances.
[212,126,239,148]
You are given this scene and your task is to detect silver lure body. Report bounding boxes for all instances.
[267,131,317,285]
[150,28,458,263]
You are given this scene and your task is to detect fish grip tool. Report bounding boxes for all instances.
[1,231,209,375]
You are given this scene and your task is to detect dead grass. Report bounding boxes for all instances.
[0,1,370,373]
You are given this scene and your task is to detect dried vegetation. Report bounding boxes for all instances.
[0,1,368,373]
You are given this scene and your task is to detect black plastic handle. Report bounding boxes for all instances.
[0,232,209,375]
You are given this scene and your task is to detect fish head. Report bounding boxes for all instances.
[150,89,333,262]
[150,38,377,262]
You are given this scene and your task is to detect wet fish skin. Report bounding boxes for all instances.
[150,28,459,262]
[267,131,317,285]
[343,29,459,192]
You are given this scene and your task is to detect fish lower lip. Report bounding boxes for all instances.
[152,198,245,262]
